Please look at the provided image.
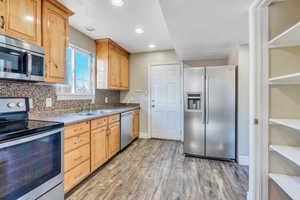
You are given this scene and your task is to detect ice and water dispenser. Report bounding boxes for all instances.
[186,93,201,111]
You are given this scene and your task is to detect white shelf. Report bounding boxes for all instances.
[269,173,300,199]
[269,22,300,48]
[269,119,300,131]
[270,145,300,167]
[269,72,300,84]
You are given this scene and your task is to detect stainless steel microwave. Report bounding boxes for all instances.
[0,34,45,82]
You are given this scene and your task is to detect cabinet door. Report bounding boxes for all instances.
[5,0,41,45]
[0,0,6,34]
[108,46,121,89]
[108,122,120,158]
[120,53,129,90]
[43,1,68,83]
[91,127,108,172]
[133,110,140,139]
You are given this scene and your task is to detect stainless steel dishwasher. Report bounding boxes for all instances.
[121,111,134,150]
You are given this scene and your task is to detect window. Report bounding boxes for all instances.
[56,44,95,100]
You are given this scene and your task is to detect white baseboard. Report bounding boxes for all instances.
[139,132,151,139]
[238,155,249,166]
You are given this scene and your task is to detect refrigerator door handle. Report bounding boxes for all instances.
[201,75,205,124]
[206,76,209,124]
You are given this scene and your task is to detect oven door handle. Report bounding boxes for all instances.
[0,128,64,149]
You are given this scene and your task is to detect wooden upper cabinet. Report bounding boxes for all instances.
[42,0,73,83]
[109,45,121,89]
[120,52,129,90]
[0,0,6,34]
[96,38,130,90]
[2,0,41,45]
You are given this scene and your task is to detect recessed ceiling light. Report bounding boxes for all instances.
[85,26,95,32]
[111,0,124,7]
[149,44,156,49]
[135,28,144,34]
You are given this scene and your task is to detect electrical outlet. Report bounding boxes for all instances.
[105,97,109,104]
[46,98,52,107]
[29,98,33,109]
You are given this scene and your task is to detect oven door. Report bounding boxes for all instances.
[0,43,28,80]
[0,128,64,200]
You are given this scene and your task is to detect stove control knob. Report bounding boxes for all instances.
[7,103,16,108]
[17,102,25,107]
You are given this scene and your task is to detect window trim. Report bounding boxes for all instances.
[56,44,95,101]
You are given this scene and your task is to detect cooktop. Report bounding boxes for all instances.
[0,120,64,142]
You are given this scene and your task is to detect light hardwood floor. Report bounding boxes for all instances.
[66,139,248,200]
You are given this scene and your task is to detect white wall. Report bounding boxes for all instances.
[229,45,250,165]
[120,50,179,137]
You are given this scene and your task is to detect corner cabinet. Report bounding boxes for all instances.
[0,0,42,45]
[42,0,73,83]
[96,38,130,90]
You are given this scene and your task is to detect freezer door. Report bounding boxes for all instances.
[205,66,236,160]
[183,67,205,156]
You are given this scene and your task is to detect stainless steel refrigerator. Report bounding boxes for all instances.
[183,66,236,161]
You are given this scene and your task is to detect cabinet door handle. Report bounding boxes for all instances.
[0,16,5,29]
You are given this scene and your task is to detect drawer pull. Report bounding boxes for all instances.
[74,172,82,179]
[74,139,82,144]
[73,155,83,161]
[74,128,82,132]
[106,129,110,136]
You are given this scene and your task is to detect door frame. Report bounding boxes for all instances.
[249,0,272,199]
[147,62,184,141]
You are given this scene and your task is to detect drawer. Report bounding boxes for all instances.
[64,144,90,172]
[109,121,120,129]
[108,114,120,124]
[65,121,90,139]
[64,159,90,193]
[91,117,108,130]
[65,132,90,153]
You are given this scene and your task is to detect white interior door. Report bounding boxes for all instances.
[150,64,181,140]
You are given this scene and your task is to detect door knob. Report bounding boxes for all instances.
[151,105,155,108]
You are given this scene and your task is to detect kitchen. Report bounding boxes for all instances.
[1,0,297,200]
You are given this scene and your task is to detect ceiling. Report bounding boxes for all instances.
[159,0,254,60]
[59,0,173,53]
[59,0,253,60]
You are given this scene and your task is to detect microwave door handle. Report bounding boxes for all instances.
[27,53,32,76]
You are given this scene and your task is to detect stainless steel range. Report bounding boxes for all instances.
[0,97,64,200]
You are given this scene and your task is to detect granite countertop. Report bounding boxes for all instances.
[30,104,140,125]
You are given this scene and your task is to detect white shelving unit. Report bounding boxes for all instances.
[269,22,300,48]
[270,145,300,167]
[269,173,300,200]
[269,72,300,84]
[269,119,300,131]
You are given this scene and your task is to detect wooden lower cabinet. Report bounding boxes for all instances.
[64,114,123,193]
[108,122,120,158]
[133,109,140,139]
[91,126,108,172]
[64,144,90,172]
[64,159,90,193]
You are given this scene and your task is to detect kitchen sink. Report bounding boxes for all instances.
[77,110,114,116]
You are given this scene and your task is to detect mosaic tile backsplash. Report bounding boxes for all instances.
[0,80,120,113]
